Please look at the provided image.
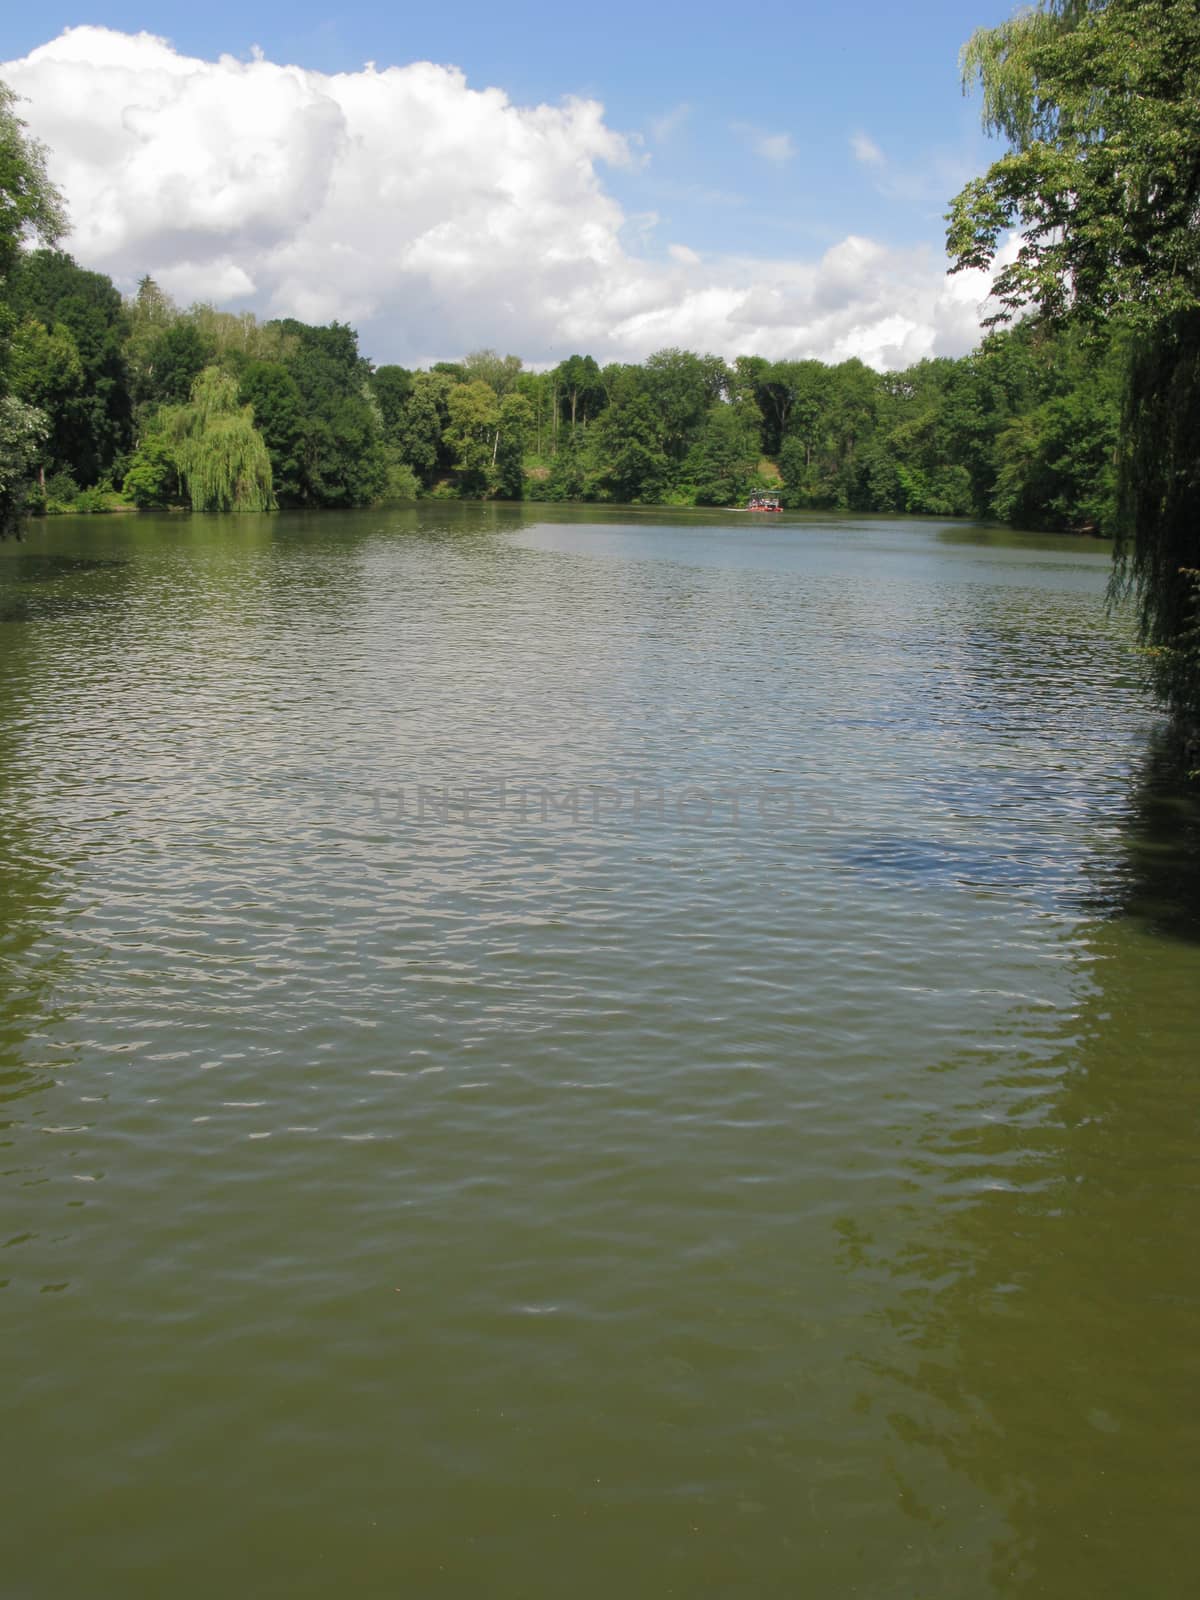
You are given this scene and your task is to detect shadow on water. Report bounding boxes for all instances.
[0,553,129,582]
[934,523,1113,557]
[840,736,1200,938]
[1105,730,1200,940]
[0,655,70,1137]
[841,746,1200,1597]
[0,806,63,1114]
[0,548,130,623]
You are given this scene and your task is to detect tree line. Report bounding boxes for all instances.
[1,239,1124,534]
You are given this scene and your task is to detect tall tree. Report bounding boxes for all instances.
[463,349,523,396]
[641,348,727,463]
[8,317,85,482]
[0,82,65,283]
[272,319,387,506]
[594,394,669,503]
[687,400,763,506]
[238,361,306,504]
[948,0,1200,329]
[754,359,826,457]
[444,379,500,496]
[137,318,213,406]
[495,392,534,498]
[1,78,66,535]
[553,353,606,438]
[370,365,413,437]
[158,366,275,513]
[0,395,46,534]
[395,371,452,484]
[124,275,177,406]
[515,370,553,458]
[947,0,1200,716]
[9,250,132,483]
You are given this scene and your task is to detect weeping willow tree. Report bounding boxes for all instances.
[162,366,275,513]
[948,0,1200,726]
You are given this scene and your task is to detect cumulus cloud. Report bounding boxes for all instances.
[2,27,1001,368]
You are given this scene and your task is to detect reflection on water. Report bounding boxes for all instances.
[861,867,1200,1594]
[0,507,1197,1598]
[1109,733,1200,940]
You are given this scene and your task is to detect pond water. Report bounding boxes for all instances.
[2,504,1198,1597]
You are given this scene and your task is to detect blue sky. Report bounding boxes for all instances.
[1,4,1021,367]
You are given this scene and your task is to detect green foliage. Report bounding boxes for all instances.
[949,0,1200,330]
[641,348,726,462]
[8,317,86,490]
[188,305,298,371]
[553,353,607,435]
[141,319,215,405]
[0,81,66,283]
[1142,571,1200,728]
[0,392,46,537]
[495,393,533,498]
[951,0,1200,722]
[1116,310,1200,695]
[276,320,366,402]
[272,319,388,506]
[0,247,1131,531]
[10,316,83,412]
[778,433,822,508]
[394,371,452,484]
[0,70,1143,549]
[72,483,111,514]
[238,361,305,504]
[686,401,762,506]
[160,366,275,513]
[41,466,78,513]
[371,365,413,436]
[445,378,500,494]
[593,395,669,503]
[752,359,828,456]
[8,250,132,483]
[383,454,421,500]
[897,462,974,517]
[463,349,523,396]
[123,435,181,509]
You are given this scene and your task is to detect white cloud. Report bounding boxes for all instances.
[849,129,975,215]
[851,131,885,168]
[753,131,795,165]
[649,102,690,143]
[2,27,1001,369]
[730,120,796,165]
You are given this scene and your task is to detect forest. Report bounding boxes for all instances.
[0,244,1123,532]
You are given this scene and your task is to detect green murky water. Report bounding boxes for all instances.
[2,505,1197,1597]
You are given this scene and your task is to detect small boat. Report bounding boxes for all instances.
[747,493,782,513]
